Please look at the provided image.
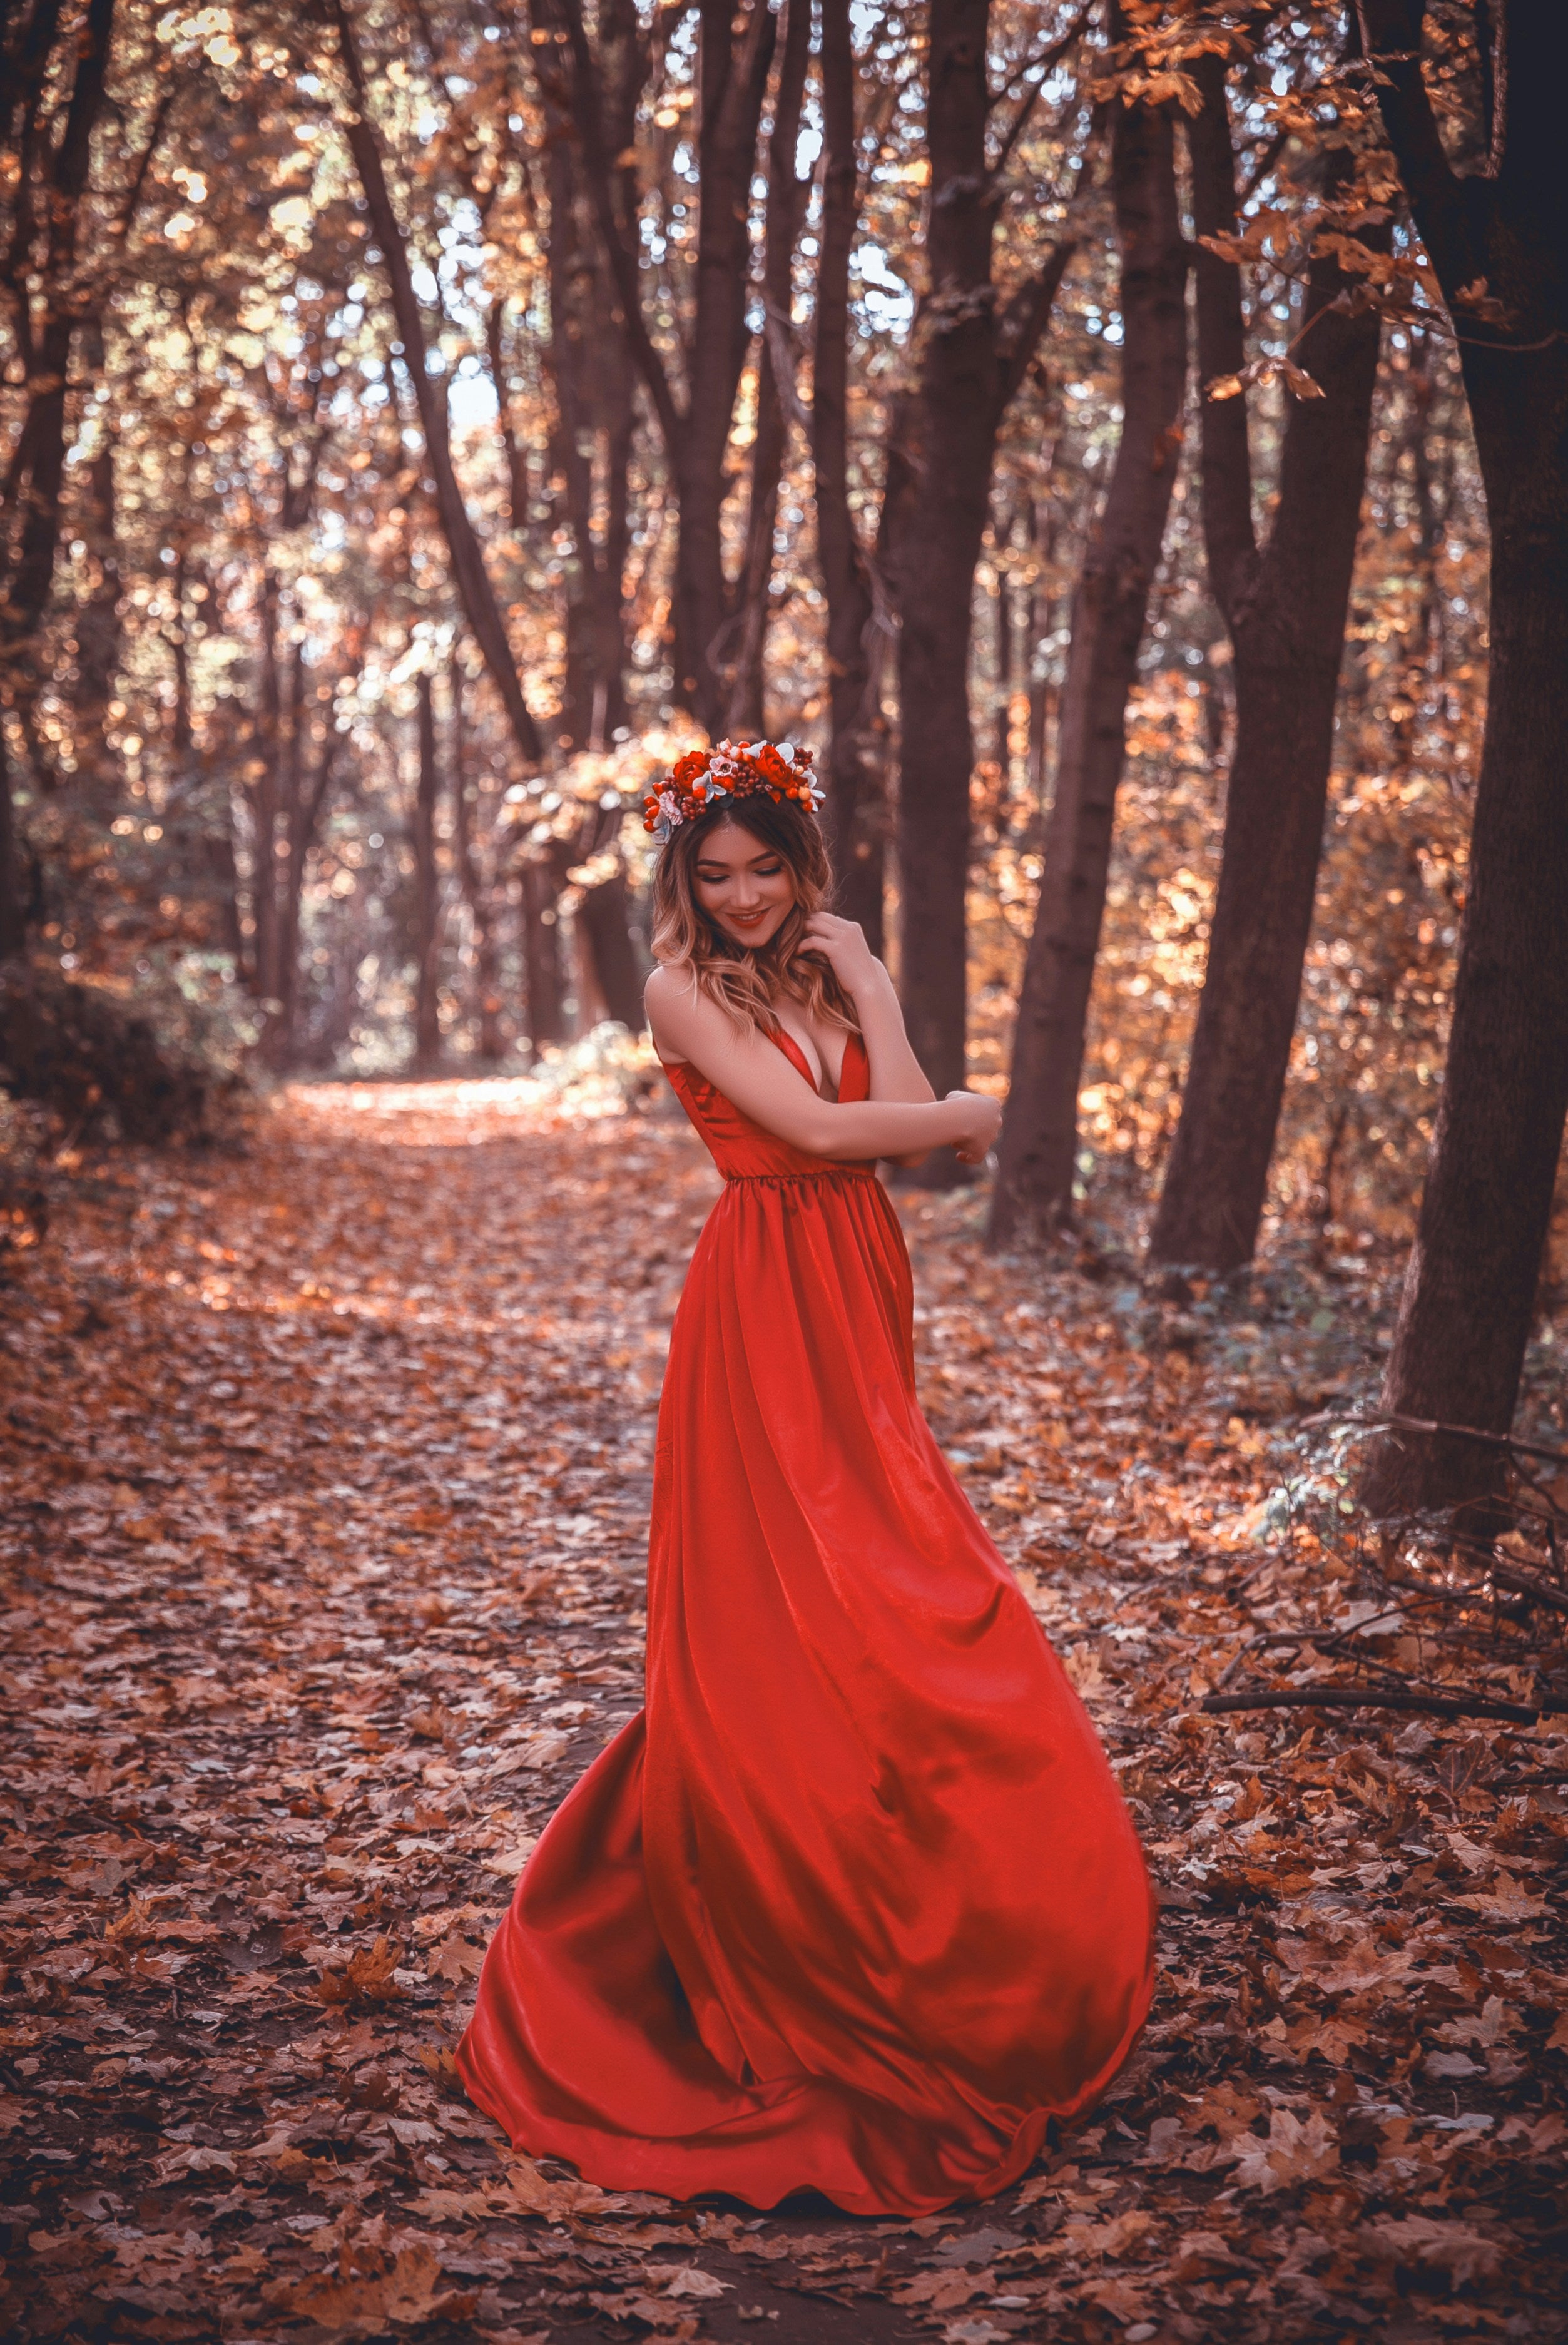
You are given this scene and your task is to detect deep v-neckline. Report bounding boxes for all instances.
[770,1024,840,1102]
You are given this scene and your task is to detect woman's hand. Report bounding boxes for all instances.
[946,1090,1003,1166]
[800,912,882,998]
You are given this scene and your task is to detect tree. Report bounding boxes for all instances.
[987,41,1188,1246]
[0,0,116,954]
[1146,37,1383,1274]
[525,0,644,750]
[723,0,812,738]
[412,663,442,1066]
[555,0,776,736]
[322,0,547,771]
[881,0,1079,1181]
[1357,0,1568,1516]
[812,0,886,949]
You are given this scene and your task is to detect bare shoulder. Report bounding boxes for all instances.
[644,960,688,1004]
[644,962,710,1059]
[644,962,696,1027]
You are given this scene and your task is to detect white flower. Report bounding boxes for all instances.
[778,740,797,762]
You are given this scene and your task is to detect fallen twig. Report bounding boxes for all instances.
[1202,1684,1543,1724]
[1300,1408,1568,1470]
[1491,1563,1568,1619]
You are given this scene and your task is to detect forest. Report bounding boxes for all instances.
[3,2,1567,2342]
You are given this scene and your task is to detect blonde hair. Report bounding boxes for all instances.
[649,796,860,1040]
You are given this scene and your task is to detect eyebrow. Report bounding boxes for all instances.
[695,853,781,870]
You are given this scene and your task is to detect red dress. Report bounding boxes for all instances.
[457,1029,1154,2215]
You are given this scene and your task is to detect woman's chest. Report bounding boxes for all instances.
[771,1007,846,1099]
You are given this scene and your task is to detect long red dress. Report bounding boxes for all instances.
[457,1029,1154,2215]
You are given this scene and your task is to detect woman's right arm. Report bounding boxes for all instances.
[646,969,1000,1164]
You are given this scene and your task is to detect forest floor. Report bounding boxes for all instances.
[3,1068,1566,2345]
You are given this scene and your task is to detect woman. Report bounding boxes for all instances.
[458,739,1154,2217]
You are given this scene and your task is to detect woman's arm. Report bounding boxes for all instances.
[646,967,1000,1164]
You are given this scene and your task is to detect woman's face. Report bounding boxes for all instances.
[691,820,795,950]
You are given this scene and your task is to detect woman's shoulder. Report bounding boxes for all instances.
[644,960,718,1060]
[644,960,700,1026]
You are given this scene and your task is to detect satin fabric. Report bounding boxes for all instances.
[457,1028,1155,2215]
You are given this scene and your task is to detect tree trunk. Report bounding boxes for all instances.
[521,857,566,1057]
[1146,49,1382,1273]
[449,655,502,1061]
[270,646,355,1067]
[1358,0,1568,1516]
[882,0,1077,1184]
[249,572,283,1004]
[0,717,22,960]
[0,0,115,946]
[540,8,637,753]
[327,0,545,771]
[73,318,121,806]
[724,0,811,738]
[577,872,644,1030]
[413,669,442,1069]
[988,78,1188,1246]
[813,0,884,950]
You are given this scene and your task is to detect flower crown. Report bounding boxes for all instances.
[643,737,825,842]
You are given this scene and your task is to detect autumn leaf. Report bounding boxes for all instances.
[282,2243,477,2334]
[315,1934,405,2007]
[1226,2107,1339,2194]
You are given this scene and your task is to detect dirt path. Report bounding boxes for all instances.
[3,1076,1565,2343]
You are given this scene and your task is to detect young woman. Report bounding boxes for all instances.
[458,740,1153,2217]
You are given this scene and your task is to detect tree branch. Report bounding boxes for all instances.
[1203,1684,1546,1723]
[987,0,1092,184]
[992,235,1077,424]
[1354,0,1482,291]
[551,0,685,455]
[324,0,545,768]
[1188,46,1258,614]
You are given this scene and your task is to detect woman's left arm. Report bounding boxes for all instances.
[802,915,934,1105]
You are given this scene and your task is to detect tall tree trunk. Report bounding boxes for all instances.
[522,857,566,1057]
[260,638,308,1054]
[538,0,638,753]
[166,548,193,759]
[1146,48,1383,1273]
[1357,0,1568,1516]
[413,668,442,1069]
[73,318,121,805]
[449,655,503,1062]
[813,0,884,949]
[249,571,283,1004]
[0,0,115,945]
[576,871,643,1030]
[882,0,1077,1183]
[326,0,546,771]
[270,643,357,1066]
[988,76,1188,1246]
[0,716,21,960]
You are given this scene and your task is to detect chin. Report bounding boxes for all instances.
[723,918,785,950]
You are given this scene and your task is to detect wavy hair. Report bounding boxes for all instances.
[649,793,860,1040]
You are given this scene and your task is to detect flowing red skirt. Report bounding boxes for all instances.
[457,1036,1154,2215]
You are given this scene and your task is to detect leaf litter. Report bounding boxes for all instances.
[2,1072,1565,2342]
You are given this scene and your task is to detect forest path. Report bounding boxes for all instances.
[3,1076,1565,2344]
